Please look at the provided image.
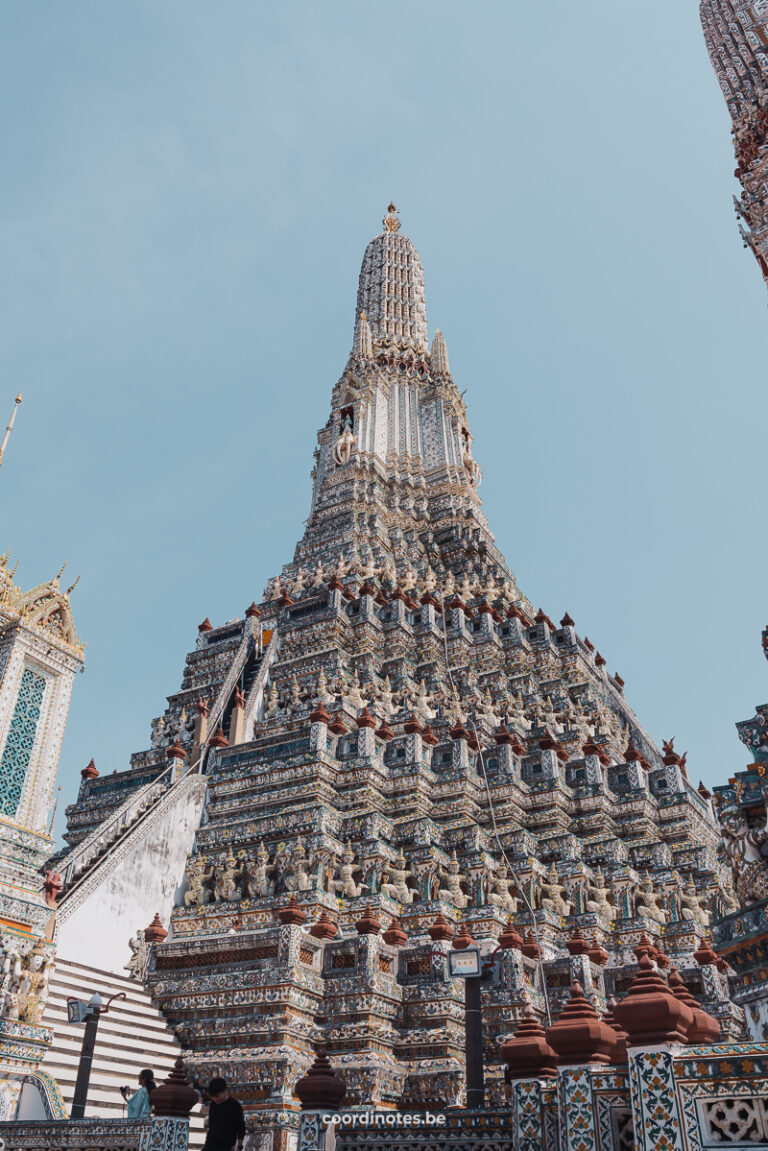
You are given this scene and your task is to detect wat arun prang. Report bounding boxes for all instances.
[59,207,743,1139]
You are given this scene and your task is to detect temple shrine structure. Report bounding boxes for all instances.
[0,544,83,1119]
[43,208,752,1149]
[711,624,768,1040]
[701,0,768,286]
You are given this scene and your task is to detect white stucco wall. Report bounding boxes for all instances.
[56,776,206,974]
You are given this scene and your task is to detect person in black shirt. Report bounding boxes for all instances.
[202,1078,246,1151]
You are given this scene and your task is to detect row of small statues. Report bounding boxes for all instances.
[0,939,52,1025]
[261,662,626,749]
[265,555,521,609]
[183,841,720,925]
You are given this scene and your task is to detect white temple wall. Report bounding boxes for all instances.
[56,776,206,974]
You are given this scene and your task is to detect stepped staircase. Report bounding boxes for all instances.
[53,627,278,918]
[40,958,206,1147]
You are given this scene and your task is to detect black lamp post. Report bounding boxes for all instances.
[70,990,126,1119]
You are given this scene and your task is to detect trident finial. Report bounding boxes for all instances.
[383,203,401,233]
[0,394,22,473]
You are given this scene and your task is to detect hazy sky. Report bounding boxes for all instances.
[1,3,766,840]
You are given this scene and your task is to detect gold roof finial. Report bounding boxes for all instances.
[383,203,401,234]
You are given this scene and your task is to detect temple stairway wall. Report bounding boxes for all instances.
[55,774,207,974]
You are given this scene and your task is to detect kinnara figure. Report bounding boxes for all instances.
[184,856,214,907]
[487,864,519,913]
[286,838,314,893]
[214,852,242,903]
[382,852,414,904]
[718,803,768,903]
[330,842,367,898]
[438,851,469,909]
[538,867,571,918]
[247,842,272,898]
[585,867,617,921]
[634,874,666,925]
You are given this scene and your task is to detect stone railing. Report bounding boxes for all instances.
[57,764,176,897]
[0,1116,188,1150]
[296,1042,768,1151]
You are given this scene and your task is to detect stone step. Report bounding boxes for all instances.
[41,958,207,1149]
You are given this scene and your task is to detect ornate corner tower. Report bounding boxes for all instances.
[0,391,85,1116]
[701,1,768,286]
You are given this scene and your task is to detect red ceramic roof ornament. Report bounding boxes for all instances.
[498,920,523,951]
[209,727,229,749]
[355,906,382,936]
[500,1003,558,1080]
[566,928,590,956]
[309,702,331,725]
[198,618,213,632]
[356,706,377,730]
[588,935,609,967]
[294,1046,346,1112]
[382,917,408,947]
[327,574,343,592]
[452,922,475,950]
[422,724,439,747]
[594,652,607,667]
[277,895,307,926]
[403,715,424,735]
[151,1057,200,1118]
[245,602,261,618]
[560,612,575,627]
[309,910,338,940]
[375,720,394,742]
[624,741,641,763]
[546,981,617,1065]
[633,933,655,962]
[427,913,454,942]
[613,954,694,1045]
[81,758,99,779]
[521,929,541,960]
[667,966,720,1044]
[144,913,168,944]
[511,736,527,756]
[495,724,514,746]
[328,714,348,736]
[166,740,187,760]
[693,939,720,967]
[450,721,470,742]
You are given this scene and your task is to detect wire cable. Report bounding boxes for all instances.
[437,592,553,1026]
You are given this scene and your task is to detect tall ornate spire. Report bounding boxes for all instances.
[701,2,768,286]
[0,394,22,473]
[354,206,428,352]
[430,329,450,376]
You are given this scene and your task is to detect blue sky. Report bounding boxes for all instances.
[1,2,765,840]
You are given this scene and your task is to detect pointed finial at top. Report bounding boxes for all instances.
[65,574,81,596]
[383,203,401,233]
[54,562,67,584]
[0,394,22,472]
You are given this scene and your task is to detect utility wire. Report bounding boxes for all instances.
[438,592,553,1026]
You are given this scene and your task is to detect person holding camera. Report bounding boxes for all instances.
[119,1069,156,1118]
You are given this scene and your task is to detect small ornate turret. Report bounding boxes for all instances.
[430,328,451,376]
[354,309,373,359]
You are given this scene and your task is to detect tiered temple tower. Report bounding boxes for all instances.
[0,546,83,1116]
[55,209,742,1144]
[701,1,768,285]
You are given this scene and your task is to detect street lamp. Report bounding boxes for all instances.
[449,928,485,1110]
[69,990,126,1119]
